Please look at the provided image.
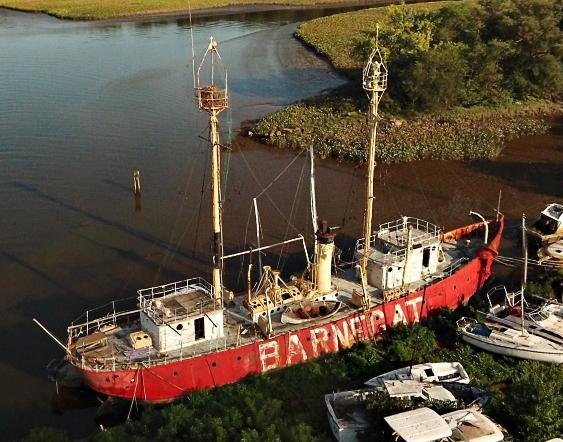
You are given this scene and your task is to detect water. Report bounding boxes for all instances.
[1,7,562,439]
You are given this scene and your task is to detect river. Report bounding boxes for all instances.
[0,6,561,439]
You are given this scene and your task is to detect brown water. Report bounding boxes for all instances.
[1,7,562,439]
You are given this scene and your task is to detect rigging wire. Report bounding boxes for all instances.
[277,156,308,270]
[238,148,304,233]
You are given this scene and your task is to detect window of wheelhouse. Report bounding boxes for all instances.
[194,317,205,340]
[422,248,431,267]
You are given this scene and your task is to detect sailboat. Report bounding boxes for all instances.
[486,285,563,345]
[34,37,504,403]
[458,215,563,363]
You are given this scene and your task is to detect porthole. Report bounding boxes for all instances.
[237,356,242,361]
[211,362,217,367]
[176,323,183,331]
[173,371,178,376]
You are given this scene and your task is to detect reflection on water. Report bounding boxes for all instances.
[1,6,562,439]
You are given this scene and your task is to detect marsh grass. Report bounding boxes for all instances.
[1,0,379,20]
[252,96,557,163]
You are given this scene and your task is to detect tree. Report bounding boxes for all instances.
[491,361,563,441]
[407,42,469,110]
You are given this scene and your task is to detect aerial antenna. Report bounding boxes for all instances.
[309,144,319,238]
[360,23,387,300]
[195,36,229,305]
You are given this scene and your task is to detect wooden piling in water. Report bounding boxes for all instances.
[133,170,141,195]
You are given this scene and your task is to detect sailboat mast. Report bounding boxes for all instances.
[521,213,528,332]
[360,29,387,279]
[196,36,229,305]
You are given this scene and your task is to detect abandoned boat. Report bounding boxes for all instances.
[384,407,505,442]
[457,317,563,364]
[365,362,470,388]
[325,382,457,442]
[35,37,504,403]
[486,285,563,345]
[527,203,563,247]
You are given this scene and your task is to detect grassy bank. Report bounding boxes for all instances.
[294,0,458,72]
[252,96,557,163]
[1,0,406,20]
[251,0,562,163]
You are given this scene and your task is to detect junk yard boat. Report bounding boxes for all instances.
[35,38,503,402]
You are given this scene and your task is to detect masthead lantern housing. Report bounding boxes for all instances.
[195,36,229,113]
[362,45,387,102]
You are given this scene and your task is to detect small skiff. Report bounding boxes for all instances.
[281,300,341,324]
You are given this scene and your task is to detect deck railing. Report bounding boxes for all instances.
[68,297,140,339]
[138,277,213,305]
[355,217,441,259]
[138,277,216,324]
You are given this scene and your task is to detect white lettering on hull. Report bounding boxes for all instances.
[405,296,424,322]
[258,302,419,372]
[392,304,407,325]
[259,340,279,372]
[288,334,308,363]
[310,327,330,357]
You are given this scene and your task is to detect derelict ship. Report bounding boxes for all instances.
[39,37,503,403]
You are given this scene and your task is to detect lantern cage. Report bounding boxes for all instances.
[195,36,228,112]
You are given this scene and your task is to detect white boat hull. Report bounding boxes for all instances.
[460,330,563,364]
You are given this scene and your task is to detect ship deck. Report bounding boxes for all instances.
[71,234,485,371]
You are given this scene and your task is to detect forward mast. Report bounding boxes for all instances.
[195,37,229,305]
[359,31,388,307]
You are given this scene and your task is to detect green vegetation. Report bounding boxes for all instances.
[528,269,563,300]
[253,0,562,163]
[3,0,405,20]
[253,95,554,163]
[25,308,563,442]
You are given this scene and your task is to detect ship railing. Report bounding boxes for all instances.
[355,217,441,256]
[142,299,215,325]
[444,257,469,276]
[138,277,213,305]
[80,335,238,371]
[68,296,140,340]
[138,277,215,324]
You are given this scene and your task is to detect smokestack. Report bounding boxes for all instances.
[315,220,336,294]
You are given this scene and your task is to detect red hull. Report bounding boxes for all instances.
[75,218,503,402]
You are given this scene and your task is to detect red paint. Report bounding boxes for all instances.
[73,217,503,402]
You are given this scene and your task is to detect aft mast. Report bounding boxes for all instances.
[195,37,229,306]
[360,29,387,295]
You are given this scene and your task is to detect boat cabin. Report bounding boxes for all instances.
[138,278,224,353]
[356,217,442,290]
[534,203,563,236]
